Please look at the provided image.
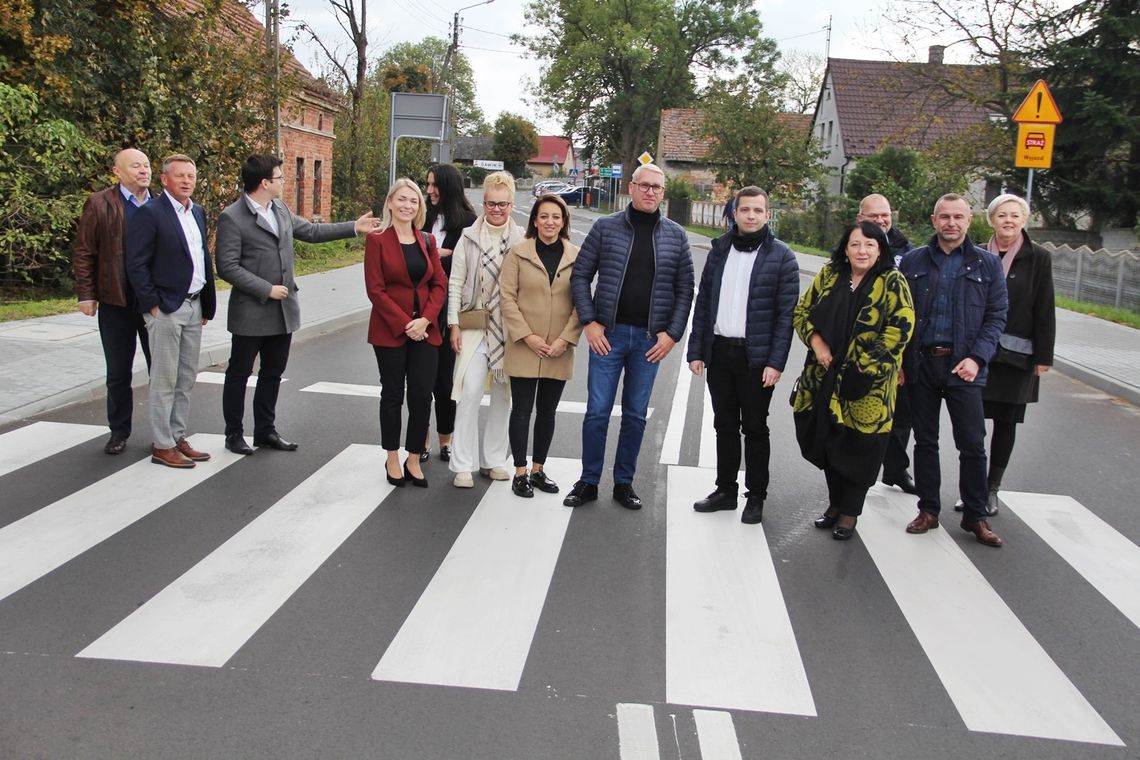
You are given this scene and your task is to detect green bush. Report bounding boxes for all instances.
[664,176,695,201]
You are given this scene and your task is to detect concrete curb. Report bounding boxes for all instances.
[1052,356,1140,407]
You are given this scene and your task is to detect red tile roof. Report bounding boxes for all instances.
[824,57,997,159]
[530,136,574,164]
[659,108,813,162]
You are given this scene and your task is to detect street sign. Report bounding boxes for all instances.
[600,167,612,178]
[638,152,653,165]
[611,164,623,178]
[473,159,504,170]
[1015,123,1056,169]
[1012,80,1063,124]
[568,168,579,177]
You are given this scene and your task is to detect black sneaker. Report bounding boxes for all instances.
[613,483,642,510]
[529,470,559,493]
[562,480,598,507]
[693,489,738,512]
[741,495,764,524]
[512,474,534,498]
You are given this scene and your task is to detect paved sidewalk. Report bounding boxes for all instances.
[2,227,1138,427]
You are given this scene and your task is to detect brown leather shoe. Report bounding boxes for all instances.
[176,437,211,461]
[151,446,195,468]
[961,518,1004,547]
[906,511,940,534]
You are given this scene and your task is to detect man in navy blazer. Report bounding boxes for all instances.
[126,154,217,468]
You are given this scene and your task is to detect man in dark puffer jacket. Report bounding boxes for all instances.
[686,186,799,524]
[564,164,695,510]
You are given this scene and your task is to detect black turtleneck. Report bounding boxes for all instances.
[730,224,770,253]
[616,206,659,327]
[536,237,564,285]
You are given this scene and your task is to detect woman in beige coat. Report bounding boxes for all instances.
[499,193,582,497]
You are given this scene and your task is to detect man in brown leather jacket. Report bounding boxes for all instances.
[73,148,154,454]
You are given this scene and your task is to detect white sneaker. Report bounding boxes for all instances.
[480,466,510,481]
[453,472,474,488]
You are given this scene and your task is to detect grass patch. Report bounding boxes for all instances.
[1055,294,1140,329]
[684,224,728,239]
[0,238,367,323]
[787,243,830,258]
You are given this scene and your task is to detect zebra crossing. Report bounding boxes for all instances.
[0,418,1137,754]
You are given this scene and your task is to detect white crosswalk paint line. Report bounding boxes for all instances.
[1001,490,1140,630]
[693,710,744,760]
[0,421,105,479]
[858,485,1123,745]
[666,466,816,716]
[299,382,647,417]
[371,457,575,690]
[698,388,716,469]
[0,435,240,603]
[616,703,660,760]
[659,351,693,465]
[78,444,391,667]
[194,372,280,388]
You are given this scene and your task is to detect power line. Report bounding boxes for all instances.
[463,24,516,39]
[459,43,527,55]
[774,26,829,43]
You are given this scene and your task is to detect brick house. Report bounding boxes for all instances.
[178,0,340,220]
[657,108,813,201]
[811,47,1002,200]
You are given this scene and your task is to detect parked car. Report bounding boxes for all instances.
[533,181,572,197]
[553,185,609,206]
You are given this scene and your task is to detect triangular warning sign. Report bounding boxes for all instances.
[1012,80,1062,124]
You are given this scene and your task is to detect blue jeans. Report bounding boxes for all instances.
[580,324,660,486]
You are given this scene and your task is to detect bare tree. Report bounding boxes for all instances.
[297,0,369,202]
[778,51,825,115]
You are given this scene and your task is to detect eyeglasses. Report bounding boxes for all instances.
[484,201,512,210]
[631,181,664,194]
[266,175,285,183]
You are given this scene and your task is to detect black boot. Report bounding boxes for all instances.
[985,466,1005,517]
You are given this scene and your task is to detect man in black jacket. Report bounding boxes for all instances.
[857,193,917,494]
[685,187,799,524]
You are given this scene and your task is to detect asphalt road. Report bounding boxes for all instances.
[2,197,1139,759]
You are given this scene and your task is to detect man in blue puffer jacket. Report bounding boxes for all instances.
[900,193,1008,547]
[685,186,799,525]
[564,164,695,510]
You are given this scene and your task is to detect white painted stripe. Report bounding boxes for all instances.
[698,387,716,469]
[659,348,692,465]
[195,372,281,388]
[0,421,105,479]
[0,435,241,603]
[616,703,660,760]
[858,486,1123,745]
[371,457,575,690]
[666,466,815,716]
[299,383,648,417]
[78,445,391,667]
[1002,490,1140,630]
[693,710,744,760]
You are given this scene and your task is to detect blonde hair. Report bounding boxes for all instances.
[631,163,665,183]
[483,170,516,195]
[380,178,426,230]
[986,193,1030,222]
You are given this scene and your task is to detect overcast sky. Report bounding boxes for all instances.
[263,0,1011,135]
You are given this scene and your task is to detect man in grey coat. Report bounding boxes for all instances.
[215,154,379,454]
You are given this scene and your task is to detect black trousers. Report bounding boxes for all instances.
[707,339,774,498]
[98,303,151,437]
[430,339,457,436]
[824,465,871,517]
[223,333,292,438]
[509,376,566,468]
[375,341,438,453]
[881,383,912,476]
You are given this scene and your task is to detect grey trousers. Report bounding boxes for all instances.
[144,299,203,449]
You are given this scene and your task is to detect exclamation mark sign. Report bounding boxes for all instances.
[1036,92,1042,119]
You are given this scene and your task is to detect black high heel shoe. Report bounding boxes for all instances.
[404,460,428,488]
[813,510,839,529]
[386,462,406,487]
[833,517,857,541]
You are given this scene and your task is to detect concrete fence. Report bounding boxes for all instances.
[1045,243,1140,311]
[614,195,729,230]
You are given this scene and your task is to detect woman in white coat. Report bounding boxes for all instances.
[447,171,525,487]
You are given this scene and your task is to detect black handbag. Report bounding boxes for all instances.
[992,333,1034,370]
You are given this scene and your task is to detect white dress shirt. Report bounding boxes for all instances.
[244,194,279,236]
[164,190,206,296]
[713,244,756,339]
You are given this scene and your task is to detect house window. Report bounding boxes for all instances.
[318,113,324,131]
[827,121,833,144]
[295,157,305,215]
[984,178,1002,205]
[313,160,323,216]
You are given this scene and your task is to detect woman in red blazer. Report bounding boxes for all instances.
[365,178,447,487]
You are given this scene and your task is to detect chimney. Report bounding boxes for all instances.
[928,45,945,64]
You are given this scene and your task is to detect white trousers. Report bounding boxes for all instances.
[449,340,511,473]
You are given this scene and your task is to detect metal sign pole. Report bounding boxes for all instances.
[1026,168,1035,211]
